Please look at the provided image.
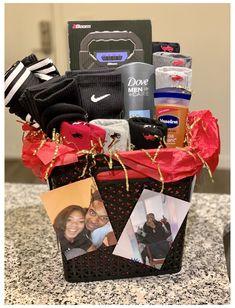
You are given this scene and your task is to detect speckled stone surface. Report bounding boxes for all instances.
[5,183,230,305]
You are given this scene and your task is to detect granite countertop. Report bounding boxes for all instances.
[5,183,230,305]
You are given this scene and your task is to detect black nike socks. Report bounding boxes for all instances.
[19,75,63,124]
[19,72,123,128]
[21,77,82,125]
[75,73,124,121]
[5,54,124,132]
[40,103,88,133]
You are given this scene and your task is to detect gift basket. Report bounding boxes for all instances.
[5,20,220,283]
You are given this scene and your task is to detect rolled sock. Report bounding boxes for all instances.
[152,42,180,53]
[90,119,130,152]
[153,52,192,69]
[34,78,81,111]
[155,66,192,90]
[5,54,60,124]
[22,75,63,97]
[24,77,82,124]
[76,73,124,121]
[46,113,88,138]
[22,53,60,78]
[40,103,88,132]
[19,75,65,124]
[4,61,41,120]
[60,121,106,151]
[128,117,168,150]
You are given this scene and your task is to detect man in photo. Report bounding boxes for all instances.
[85,189,117,248]
[42,177,117,261]
[54,188,117,260]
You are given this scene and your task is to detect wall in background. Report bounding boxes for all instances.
[5,3,55,160]
[5,3,230,170]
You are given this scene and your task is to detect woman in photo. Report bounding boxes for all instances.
[53,205,96,260]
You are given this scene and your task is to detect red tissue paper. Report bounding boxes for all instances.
[21,110,220,182]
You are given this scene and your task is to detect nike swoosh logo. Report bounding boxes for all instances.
[91,94,110,102]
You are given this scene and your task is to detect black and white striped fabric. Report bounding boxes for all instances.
[5,54,60,126]
[5,61,41,120]
[22,54,59,79]
[5,61,31,106]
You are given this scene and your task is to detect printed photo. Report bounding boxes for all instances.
[41,177,117,260]
[112,189,191,269]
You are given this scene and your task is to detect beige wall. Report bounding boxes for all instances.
[5,3,230,169]
[5,4,55,160]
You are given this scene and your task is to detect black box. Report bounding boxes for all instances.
[68,20,152,70]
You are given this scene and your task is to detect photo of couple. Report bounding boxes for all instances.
[41,177,117,260]
[113,189,191,269]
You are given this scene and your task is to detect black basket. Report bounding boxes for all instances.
[49,155,194,282]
